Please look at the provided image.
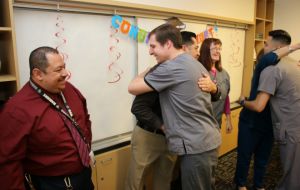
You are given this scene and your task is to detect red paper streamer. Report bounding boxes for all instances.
[108,25,123,83]
[55,14,69,64]
[54,14,71,80]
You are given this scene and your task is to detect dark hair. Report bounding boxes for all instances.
[255,48,265,66]
[29,46,59,76]
[198,38,222,71]
[165,17,185,30]
[269,29,291,45]
[148,23,182,49]
[181,31,196,45]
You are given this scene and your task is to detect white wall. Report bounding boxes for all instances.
[274,0,300,60]
[113,0,255,23]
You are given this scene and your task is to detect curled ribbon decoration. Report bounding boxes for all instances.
[108,25,124,83]
[55,14,69,62]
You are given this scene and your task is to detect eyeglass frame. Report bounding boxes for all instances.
[210,47,222,52]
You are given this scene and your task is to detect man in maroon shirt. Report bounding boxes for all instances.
[0,47,94,190]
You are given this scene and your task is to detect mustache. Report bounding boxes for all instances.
[59,76,67,81]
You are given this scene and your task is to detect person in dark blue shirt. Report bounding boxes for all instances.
[234,30,292,190]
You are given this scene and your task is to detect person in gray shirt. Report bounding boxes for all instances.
[239,44,300,190]
[198,38,232,132]
[128,24,221,190]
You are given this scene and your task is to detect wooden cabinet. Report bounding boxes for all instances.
[0,0,19,105]
[254,0,274,55]
[242,0,274,96]
[218,107,241,156]
[95,145,131,190]
[93,108,242,188]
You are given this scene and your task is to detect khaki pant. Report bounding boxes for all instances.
[125,126,177,190]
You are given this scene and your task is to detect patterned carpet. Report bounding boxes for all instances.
[216,143,282,190]
[171,144,282,190]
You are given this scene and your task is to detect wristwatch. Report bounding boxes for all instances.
[239,99,245,106]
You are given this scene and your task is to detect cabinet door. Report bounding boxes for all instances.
[218,108,241,156]
[91,165,98,190]
[96,145,131,190]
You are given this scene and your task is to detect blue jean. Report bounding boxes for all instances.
[234,121,273,188]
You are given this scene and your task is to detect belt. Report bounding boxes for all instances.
[25,167,94,190]
[138,124,165,136]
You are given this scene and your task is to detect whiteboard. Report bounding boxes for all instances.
[13,9,245,149]
[136,18,245,102]
[136,18,164,73]
[213,27,245,102]
[14,9,137,146]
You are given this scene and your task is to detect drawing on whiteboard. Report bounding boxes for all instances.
[54,14,69,62]
[228,29,242,68]
[108,26,123,83]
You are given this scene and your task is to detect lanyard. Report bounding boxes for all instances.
[29,80,87,143]
[210,67,217,84]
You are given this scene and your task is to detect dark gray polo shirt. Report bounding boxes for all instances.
[258,57,300,143]
[145,53,221,155]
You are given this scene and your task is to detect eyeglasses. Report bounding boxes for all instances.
[210,47,222,52]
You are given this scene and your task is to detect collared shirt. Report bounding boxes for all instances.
[258,57,300,142]
[239,52,278,129]
[145,53,221,155]
[0,82,92,190]
[131,91,163,130]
